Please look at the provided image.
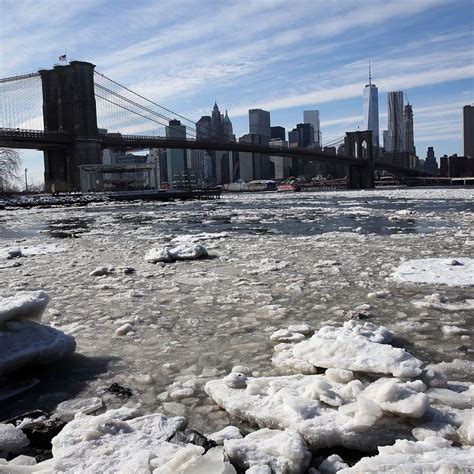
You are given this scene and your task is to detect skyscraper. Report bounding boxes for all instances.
[296,123,315,148]
[363,63,379,147]
[303,110,321,146]
[271,126,286,141]
[387,91,404,152]
[463,105,474,158]
[424,147,438,174]
[166,119,187,187]
[404,103,415,155]
[249,109,271,139]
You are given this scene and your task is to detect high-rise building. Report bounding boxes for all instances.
[166,119,187,187]
[238,133,272,181]
[223,110,235,141]
[387,91,404,152]
[463,105,474,158]
[269,138,290,180]
[363,64,379,147]
[271,126,286,141]
[296,123,315,148]
[192,116,212,184]
[249,109,271,140]
[424,147,439,174]
[194,104,236,185]
[404,103,415,155]
[303,110,321,146]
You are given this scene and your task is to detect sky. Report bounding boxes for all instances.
[1,0,473,185]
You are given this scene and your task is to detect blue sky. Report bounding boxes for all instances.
[1,0,473,185]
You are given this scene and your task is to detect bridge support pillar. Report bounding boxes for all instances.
[345,131,375,190]
[39,61,101,191]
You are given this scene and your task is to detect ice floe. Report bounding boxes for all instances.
[0,291,75,375]
[340,437,474,473]
[224,428,310,473]
[0,291,50,324]
[392,257,474,286]
[145,243,209,263]
[272,321,421,378]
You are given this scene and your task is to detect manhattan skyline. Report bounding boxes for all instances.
[0,0,473,183]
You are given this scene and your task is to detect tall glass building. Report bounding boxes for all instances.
[387,91,405,152]
[303,110,321,146]
[363,68,379,147]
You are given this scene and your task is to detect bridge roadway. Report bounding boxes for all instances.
[0,128,421,175]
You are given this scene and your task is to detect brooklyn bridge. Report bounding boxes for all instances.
[0,61,426,191]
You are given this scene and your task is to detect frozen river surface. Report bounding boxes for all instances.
[1,187,473,433]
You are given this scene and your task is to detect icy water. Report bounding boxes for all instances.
[1,187,473,433]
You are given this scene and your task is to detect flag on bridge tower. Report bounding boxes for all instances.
[58,54,67,61]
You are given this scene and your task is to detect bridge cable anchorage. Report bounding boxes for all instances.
[94,82,198,137]
[93,70,231,142]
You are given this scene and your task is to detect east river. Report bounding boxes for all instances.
[1,187,473,433]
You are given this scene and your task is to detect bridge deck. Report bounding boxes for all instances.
[0,128,425,175]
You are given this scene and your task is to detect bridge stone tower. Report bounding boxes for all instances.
[39,61,101,191]
[345,131,375,189]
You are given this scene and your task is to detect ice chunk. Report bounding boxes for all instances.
[224,428,311,474]
[270,329,306,343]
[411,421,457,441]
[51,410,188,472]
[223,373,248,389]
[340,437,474,473]
[0,423,29,454]
[319,454,349,473]
[114,323,133,336]
[209,426,242,445]
[391,257,474,286]
[275,322,421,378]
[145,244,209,263]
[181,446,236,474]
[361,378,429,418]
[89,266,114,276]
[0,320,76,376]
[55,397,104,420]
[206,374,414,451]
[0,291,50,324]
[426,387,473,409]
[457,415,474,446]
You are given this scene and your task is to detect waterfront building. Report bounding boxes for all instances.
[303,110,321,146]
[463,105,474,158]
[249,109,271,140]
[238,133,273,181]
[271,126,286,141]
[363,65,379,147]
[269,138,290,179]
[166,119,187,188]
[387,91,404,152]
[440,154,474,177]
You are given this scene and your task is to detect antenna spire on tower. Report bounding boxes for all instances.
[368,60,372,86]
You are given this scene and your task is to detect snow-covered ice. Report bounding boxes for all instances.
[0,320,76,375]
[223,428,311,473]
[145,243,209,263]
[272,321,421,378]
[392,257,474,286]
[0,291,50,323]
[340,437,474,473]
